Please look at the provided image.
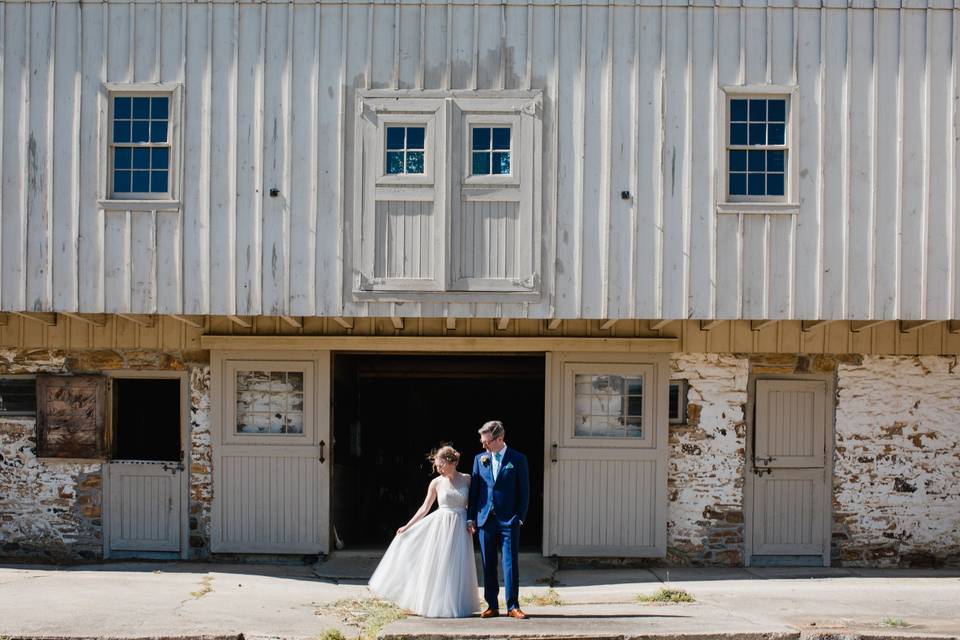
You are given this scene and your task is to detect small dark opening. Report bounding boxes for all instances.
[0,378,36,415]
[113,378,181,461]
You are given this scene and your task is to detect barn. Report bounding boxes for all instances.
[0,0,958,568]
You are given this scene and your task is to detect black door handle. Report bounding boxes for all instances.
[319,440,326,464]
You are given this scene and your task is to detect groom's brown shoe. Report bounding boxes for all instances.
[507,608,528,619]
[480,608,499,618]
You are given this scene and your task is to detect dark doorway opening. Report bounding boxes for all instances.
[332,354,545,551]
[112,378,181,461]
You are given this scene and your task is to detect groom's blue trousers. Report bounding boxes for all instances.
[478,518,521,611]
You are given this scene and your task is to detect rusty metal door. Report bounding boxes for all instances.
[748,379,830,564]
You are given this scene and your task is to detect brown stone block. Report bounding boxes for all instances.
[81,504,101,518]
[123,350,169,369]
[181,351,211,366]
[724,511,744,524]
[686,403,701,426]
[66,350,124,372]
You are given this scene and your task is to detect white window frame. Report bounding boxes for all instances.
[353,90,542,299]
[716,84,799,215]
[561,362,657,450]
[223,359,316,447]
[99,82,182,210]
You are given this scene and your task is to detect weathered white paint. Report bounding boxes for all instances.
[834,355,960,567]
[0,1,957,321]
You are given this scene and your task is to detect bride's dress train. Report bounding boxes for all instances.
[369,477,481,618]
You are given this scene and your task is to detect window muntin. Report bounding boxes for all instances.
[471,126,511,176]
[727,97,787,199]
[235,370,305,435]
[385,126,426,175]
[111,94,171,198]
[573,373,644,439]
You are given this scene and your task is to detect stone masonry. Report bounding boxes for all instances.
[834,355,960,567]
[668,354,749,565]
[0,349,209,562]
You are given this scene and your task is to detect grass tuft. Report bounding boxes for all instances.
[190,576,214,599]
[880,617,910,628]
[317,597,407,640]
[520,588,563,607]
[636,587,695,603]
[317,630,348,640]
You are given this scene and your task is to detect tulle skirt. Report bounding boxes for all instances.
[368,507,481,618]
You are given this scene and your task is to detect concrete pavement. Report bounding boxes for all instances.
[0,555,957,640]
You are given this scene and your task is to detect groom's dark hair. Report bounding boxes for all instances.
[478,420,505,440]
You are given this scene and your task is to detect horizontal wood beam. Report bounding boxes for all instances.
[201,336,680,353]
[649,319,671,330]
[496,317,511,331]
[12,312,58,326]
[801,320,830,332]
[546,319,562,330]
[390,317,404,330]
[117,313,156,327]
[60,312,108,327]
[228,315,252,329]
[699,320,724,331]
[899,320,938,333]
[280,315,302,329]
[170,314,205,329]
[332,317,354,330]
[751,320,776,331]
[850,320,887,332]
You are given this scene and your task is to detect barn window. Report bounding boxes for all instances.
[104,83,180,202]
[235,370,305,435]
[668,380,688,424]
[354,92,542,296]
[471,126,511,175]
[727,97,788,199]
[0,378,36,415]
[385,126,426,175]
[574,374,645,439]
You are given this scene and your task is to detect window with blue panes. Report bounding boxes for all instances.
[727,97,787,199]
[471,126,511,175]
[111,95,171,197]
[385,126,425,175]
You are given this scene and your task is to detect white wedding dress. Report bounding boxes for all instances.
[368,475,481,618]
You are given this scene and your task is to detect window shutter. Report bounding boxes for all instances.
[36,376,108,459]
[449,95,541,293]
[355,96,447,292]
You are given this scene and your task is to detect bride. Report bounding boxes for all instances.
[368,445,481,618]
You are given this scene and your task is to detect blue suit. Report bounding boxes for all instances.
[467,447,530,612]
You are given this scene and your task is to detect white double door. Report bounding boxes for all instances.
[211,351,331,554]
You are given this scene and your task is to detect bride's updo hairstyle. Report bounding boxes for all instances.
[428,445,460,473]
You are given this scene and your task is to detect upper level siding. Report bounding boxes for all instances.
[0,0,957,320]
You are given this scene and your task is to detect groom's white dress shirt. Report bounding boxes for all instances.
[492,445,507,480]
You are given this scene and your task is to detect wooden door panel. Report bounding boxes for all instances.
[755,380,825,468]
[752,469,824,555]
[108,463,181,552]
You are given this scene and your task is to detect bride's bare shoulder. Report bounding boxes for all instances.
[459,472,471,482]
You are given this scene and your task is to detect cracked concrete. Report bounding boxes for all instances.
[0,560,957,640]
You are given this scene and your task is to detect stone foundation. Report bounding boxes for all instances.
[2,347,958,567]
[833,355,960,568]
[0,348,210,562]
[667,354,749,566]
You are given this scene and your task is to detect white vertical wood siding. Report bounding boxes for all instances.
[0,0,958,320]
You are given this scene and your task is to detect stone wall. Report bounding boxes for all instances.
[667,354,749,565]
[0,348,210,562]
[834,355,960,567]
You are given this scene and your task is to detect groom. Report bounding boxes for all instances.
[467,420,530,619]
